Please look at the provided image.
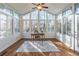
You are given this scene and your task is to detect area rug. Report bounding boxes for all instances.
[16,41,60,52]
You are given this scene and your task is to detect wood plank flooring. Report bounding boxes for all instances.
[16,52,65,56]
[0,39,24,56]
[52,39,78,56]
[0,38,78,56]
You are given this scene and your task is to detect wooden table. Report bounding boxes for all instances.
[31,33,45,39]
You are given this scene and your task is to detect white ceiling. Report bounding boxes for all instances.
[6,3,73,15]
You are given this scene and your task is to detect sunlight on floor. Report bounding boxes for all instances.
[16,41,60,52]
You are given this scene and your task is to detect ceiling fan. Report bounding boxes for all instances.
[32,3,48,11]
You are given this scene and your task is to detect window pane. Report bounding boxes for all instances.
[0,8,12,16]
[0,14,7,20]
[67,15,73,36]
[39,10,45,20]
[31,21,38,33]
[63,17,67,34]
[48,20,54,32]
[63,9,72,17]
[23,20,30,32]
[39,20,46,32]
[57,14,62,33]
[14,18,20,33]
[44,11,47,19]
[0,14,7,39]
[75,4,79,14]
[31,10,38,19]
[13,12,19,19]
[23,13,30,20]
[48,13,54,20]
[6,16,12,36]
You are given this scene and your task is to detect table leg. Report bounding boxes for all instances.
[42,40,43,46]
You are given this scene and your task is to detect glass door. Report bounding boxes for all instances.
[62,17,67,43]
[66,14,73,47]
[57,14,63,42]
[75,14,79,52]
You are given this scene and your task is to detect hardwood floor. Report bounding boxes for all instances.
[16,52,65,56]
[0,38,78,56]
[52,39,78,56]
[0,39,24,56]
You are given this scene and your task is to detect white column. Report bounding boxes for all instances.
[29,12,31,33]
[54,14,58,38]
[71,4,75,51]
[46,11,48,32]
[19,16,23,38]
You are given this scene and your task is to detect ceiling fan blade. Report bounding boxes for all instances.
[32,7,37,9]
[43,6,48,8]
[32,3,40,6]
[32,3,37,5]
[41,3,45,5]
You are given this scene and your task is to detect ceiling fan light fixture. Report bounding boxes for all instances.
[32,3,48,11]
[37,5,42,10]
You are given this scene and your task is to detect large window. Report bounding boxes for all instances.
[6,16,12,36]
[0,6,20,39]
[0,14,7,39]
[57,9,73,47]
[23,13,30,20]
[31,21,38,33]
[14,18,20,33]
[62,9,72,46]
[23,20,30,33]
[13,12,20,33]
[56,5,79,51]
[48,20,54,32]
[39,10,45,20]
[0,14,12,39]
[57,13,63,42]
[63,17,67,34]
[57,14,62,33]
[31,10,38,20]
[23,10,55,33]
[39,20,46,32]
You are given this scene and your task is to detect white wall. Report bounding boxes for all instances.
[0,33,21,52]
[45,32,55,38]
[23,31,56,39]
[22,32,31,38]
